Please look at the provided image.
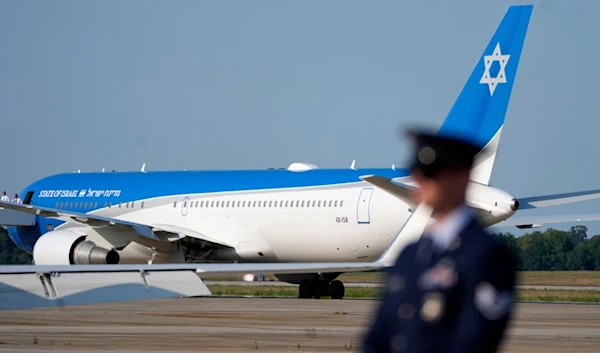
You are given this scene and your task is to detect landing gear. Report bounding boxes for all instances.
[330,280,345,299]
[298,277,346,299]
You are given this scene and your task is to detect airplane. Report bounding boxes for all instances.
[0,200,433,310]
[1,5,600,303]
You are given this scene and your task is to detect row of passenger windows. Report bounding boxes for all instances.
[53,199,346,210]
[178,200,345,208]
[55,201,143,210]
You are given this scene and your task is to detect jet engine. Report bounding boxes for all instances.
[33,230,120,265]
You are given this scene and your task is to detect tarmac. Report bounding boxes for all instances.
[0,297,598,352]
[205,280,600,291]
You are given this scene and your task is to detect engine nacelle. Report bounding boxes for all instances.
[33,230,120,265]
[466,182,519,226]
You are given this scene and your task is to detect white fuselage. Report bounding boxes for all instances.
[53,179,516,265]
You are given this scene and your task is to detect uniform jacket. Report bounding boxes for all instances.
[362,215,517,353]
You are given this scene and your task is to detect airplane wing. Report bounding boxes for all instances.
[0,201,233,249]
[360,175,416,205]
[360,175,490,215]
[490,213,600,229]
[361,175,600,210]
[0,203,433,311]
[517,189,600,209]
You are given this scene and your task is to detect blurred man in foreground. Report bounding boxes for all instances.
[362,129,517,353]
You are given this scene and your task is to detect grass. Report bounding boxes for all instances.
[516,271,600,287]
[206,285,600,303]
[202,271,600,286]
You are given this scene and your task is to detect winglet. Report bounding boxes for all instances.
[350,159,356,170]
[375,202,433,267]
[141,163,146,173]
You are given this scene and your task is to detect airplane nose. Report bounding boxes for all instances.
[510,198,520,211]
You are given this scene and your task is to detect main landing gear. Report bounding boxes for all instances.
[298,277,346,299]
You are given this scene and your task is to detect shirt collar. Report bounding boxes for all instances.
[426,205,473,252]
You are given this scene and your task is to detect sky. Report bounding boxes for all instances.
[1,0,599,236]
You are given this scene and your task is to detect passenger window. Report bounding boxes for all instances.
[55,202,59,209]
[340,200,344,207]
[226,201,230,207]
[301,201,305,207]
[296,200,300,207]
[242,201,246,207]
[59,202,64,209]
[253,201,256,207]
[312,201,316,207]
[318,201,321,207]
[269,201,272,207]
[329,200,332,207]
[334,201,338,207]
[173,201,177,208]
[200,201,204,207]
[94,202,98,208]
[141,202,145,208]
[132,201,135,208]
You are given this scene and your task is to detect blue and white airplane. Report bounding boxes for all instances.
[1,5,599,304]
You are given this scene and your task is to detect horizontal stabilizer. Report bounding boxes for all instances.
[492,213,600,229]
[0,270,210,311]
[518,189,600,209]
[0,208,35,226]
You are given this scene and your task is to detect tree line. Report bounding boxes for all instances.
[494,225,600,271]
[1,226,600,269]
[0,227,32,264]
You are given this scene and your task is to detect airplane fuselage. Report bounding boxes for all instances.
[6,165,517,266]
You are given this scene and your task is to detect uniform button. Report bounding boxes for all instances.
[388,275,406,293]
[390,334,408,351]
[397,303,415,320]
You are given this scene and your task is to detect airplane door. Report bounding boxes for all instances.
[181,197,190,217]
[356,188,374,224]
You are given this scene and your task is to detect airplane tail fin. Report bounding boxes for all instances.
[437,5,533,185]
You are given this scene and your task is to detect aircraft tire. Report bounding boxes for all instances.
[299,279,314,299]
[330,280,345,299]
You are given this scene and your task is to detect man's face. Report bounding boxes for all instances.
[410,167,470,212]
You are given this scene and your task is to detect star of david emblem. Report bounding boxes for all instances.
[479,43,510,96]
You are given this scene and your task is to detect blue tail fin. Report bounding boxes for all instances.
[437,5,533,184]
